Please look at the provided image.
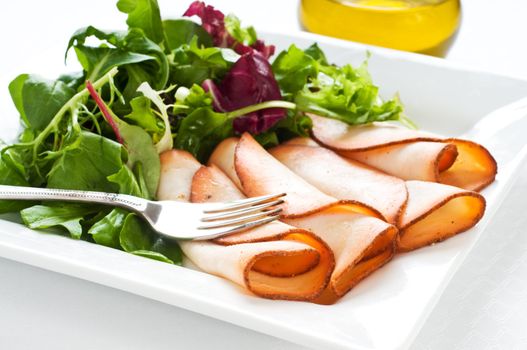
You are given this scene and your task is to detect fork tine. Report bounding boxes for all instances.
[198,208,282,230]
[203,193,286,214]
[201,199,284,222]
[192,214,282,241]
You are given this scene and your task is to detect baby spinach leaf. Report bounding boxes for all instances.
[9,75,76,130]
[119,213,182,264]
[8,74,29,125]
[47,131,125,192]
[107,165,144,198]
[117,0,164,45]
[58,71,86,91]
[0,149,33,213]
[119,213,152,252]
[149,237,182,264]
[163,19,213,50]
[120,213,181,263]
[88,208,127,248]
[131,250,174,264]
[117,122,160,196]
[21,204,99,239]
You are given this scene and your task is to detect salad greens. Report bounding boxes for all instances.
[1,0,413,266]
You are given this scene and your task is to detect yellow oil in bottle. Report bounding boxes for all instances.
[300,0,461,55]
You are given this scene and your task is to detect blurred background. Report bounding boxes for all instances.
[1,0,525,79]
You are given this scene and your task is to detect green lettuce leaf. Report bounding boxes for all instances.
[224,14,257,46]
[273,44,405,126]
[272,44,317,96]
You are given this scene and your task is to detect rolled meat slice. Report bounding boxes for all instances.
[210,134,398,302]
[270,142,407,224]
[310,114,497,191]
[158,149,334,301]
[397,180,486,252]
[267,142,486,252]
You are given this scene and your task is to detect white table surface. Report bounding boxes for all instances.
[1,1,526,349]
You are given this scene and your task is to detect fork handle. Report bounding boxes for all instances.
[0,185,148,212]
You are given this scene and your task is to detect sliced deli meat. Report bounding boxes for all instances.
[158,149,334,301]
[397,180,486,252]
[269,141,486,252]
[310,114,497,191]
[210,134,398,301]
[270,142,407,224]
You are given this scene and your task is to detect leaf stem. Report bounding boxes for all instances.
[226,100,297,119]
[29,67,119,160]
[86,80,124,144]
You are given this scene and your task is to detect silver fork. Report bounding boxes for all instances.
[0,185,285,240]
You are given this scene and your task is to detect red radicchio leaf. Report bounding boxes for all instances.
[183,1,275,59]
[202,52,286,134]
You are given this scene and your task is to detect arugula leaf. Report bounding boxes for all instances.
[9,75,76,130]
[117,0,165,45]
[163,19,213,50]
[224,14,257,46]
[88,208,127,248]
[21,204,99,239]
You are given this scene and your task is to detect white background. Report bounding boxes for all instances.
[1,1,526,349]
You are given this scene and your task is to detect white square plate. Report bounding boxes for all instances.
[1,30,527,350]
